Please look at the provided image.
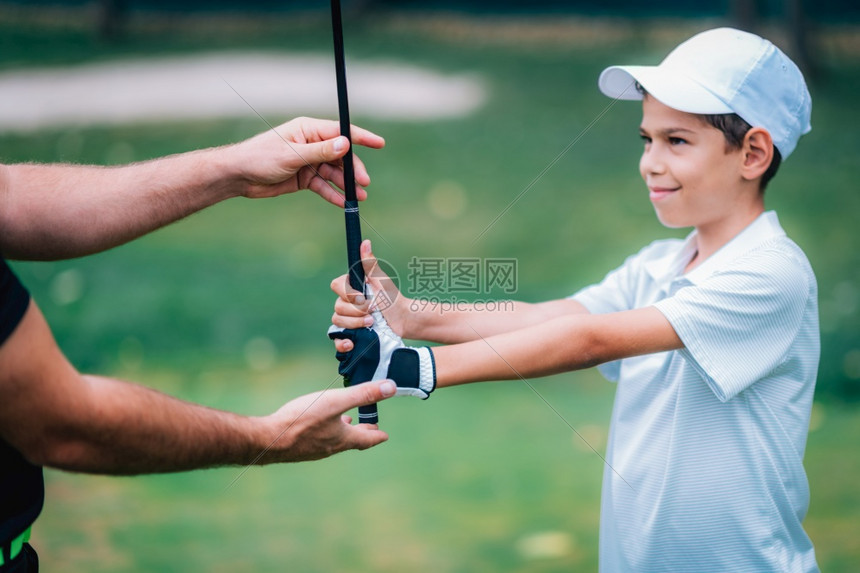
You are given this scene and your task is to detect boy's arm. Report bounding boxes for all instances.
[0,118,384,261]
[330,300,680,397]
[408,297,589,344]
[0,301,394,474]
[432,306,682,387]
[331,240,589,344]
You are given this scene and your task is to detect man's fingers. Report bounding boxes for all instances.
[309,177,346,207]
[349,125,386,150]
[344,425,389,450]
[316,162,347,190]
[327,379,396,414]
[293,119,384,148]
[316,161,367,195]
[311,163,369,203]
[351,153,371,188]
[277,117,383,149]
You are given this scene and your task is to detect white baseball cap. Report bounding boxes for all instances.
[598,27,812,158]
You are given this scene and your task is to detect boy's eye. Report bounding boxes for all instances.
[668,137,687,145]
[640,134,652,144]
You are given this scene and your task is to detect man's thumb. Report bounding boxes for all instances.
[345,379,397,410]
[304,136,350,164]
[331,136,349,156]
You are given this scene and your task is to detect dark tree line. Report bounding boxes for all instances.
[731,0,816,76]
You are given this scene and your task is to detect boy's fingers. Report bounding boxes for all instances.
[359,240,403,314]
[331,311,372,329]
[360,240,383,285]
[334,296,373,318]
[330,275,367,304]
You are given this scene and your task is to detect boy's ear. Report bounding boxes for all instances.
[740,127,774,182]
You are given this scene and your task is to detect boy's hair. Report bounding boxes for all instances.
[701,113,782,193]
[637,84,781,192]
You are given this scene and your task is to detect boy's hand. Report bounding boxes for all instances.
[330,239,410,341]
[328,240,433,398]
[328,308,436,399]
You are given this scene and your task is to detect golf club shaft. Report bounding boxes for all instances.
[331,0,364,293]
[331,0,378,424]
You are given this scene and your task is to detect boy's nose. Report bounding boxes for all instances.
[639,148,666,177]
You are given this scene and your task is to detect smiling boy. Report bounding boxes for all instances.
[331,28,819,571]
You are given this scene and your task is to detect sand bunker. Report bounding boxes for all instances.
[0,52,487,132]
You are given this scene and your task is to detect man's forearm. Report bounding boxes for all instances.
[0,117,383,260]
[0,302,268,474]
[0,148,239,260]
[32,374,269,475]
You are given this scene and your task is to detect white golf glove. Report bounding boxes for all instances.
[328,290,436,399]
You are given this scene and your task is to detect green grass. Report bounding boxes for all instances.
[37,361,613,572]
[3,10,860,572]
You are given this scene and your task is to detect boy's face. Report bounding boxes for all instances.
[638,96,751,233]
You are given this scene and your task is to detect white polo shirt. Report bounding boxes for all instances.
[572,211,820,572]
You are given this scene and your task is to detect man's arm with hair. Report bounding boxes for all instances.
[0,301,394,474]
[0,117,384,261]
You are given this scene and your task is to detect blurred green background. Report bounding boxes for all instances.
[2,2,859,571]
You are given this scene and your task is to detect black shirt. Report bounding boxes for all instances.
[0,258,44,545]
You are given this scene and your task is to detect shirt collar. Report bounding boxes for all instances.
[644,211,786,287]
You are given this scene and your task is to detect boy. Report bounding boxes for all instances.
[330,28,818,571]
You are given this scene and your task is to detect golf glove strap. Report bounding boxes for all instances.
[328,305,436,399]
[387,346,436,399]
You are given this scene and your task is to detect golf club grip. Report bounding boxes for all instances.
[332,0,377,424]
[344,202,365,291]
[357,404,379,425]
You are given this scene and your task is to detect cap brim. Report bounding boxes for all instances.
[599,65,733,115]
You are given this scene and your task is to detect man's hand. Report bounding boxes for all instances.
[0,117,385,260]
[229,117,385,206]
[257,379,397,464]
[0,301,398,474]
